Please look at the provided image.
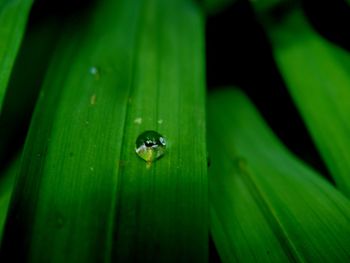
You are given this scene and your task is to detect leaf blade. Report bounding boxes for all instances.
[1,0,208,262]
[0,0,33,112]
[209,89,350,263]
[255,7,350,196]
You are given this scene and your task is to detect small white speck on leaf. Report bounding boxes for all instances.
[134,118,142,124]
[89,66,100,80]
[90,94,96,105]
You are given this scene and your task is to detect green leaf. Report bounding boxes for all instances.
[0,155,18,243]
[0,18,60,168]
[0,0,34,112]
[1,0,207,262]
[209,89,350,263]
[257,8,350,197]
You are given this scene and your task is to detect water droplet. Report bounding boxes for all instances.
[135,130,166,162]
[89,66,100,80]
[157,119,163,124]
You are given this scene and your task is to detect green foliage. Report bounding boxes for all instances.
[0,0,207,262]
[0,0,350,262]
[264,9,350,197]
[209,89,350,262]
[0,0,33,112]
[0,19,60,167]
[0,156,18,243]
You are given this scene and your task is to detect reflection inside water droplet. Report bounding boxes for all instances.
[135,131,166,162]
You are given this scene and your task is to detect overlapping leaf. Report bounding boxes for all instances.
[0,155,18,243]
[260,8,350,197]
[209,89,350,263]
[0,0,33,112]
[0,19,60,169]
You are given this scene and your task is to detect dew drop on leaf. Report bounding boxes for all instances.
[135,130,166,162]
[89,66,100,80]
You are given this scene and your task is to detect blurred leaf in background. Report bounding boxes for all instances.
[0,155,18,243]
[209,88,350,263]
[251,1,350,197]
[0,0,34,112]
[0,17,60,171]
